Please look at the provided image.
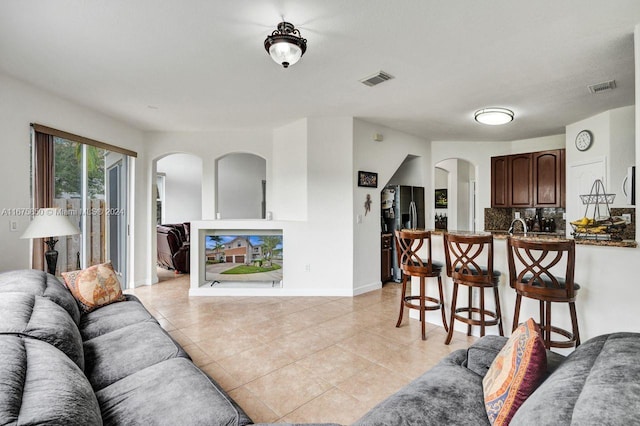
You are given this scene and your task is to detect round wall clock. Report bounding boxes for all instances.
[575,130,593,151]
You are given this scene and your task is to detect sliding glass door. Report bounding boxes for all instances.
[52,137,129,286]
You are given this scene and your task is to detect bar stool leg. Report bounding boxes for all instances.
[512,294,522,332]
[420,277,426,340]
[445,282,458,345]
[437,276,449,333]
[467,286,473,336]
[479,286,486,337]
[569,301,580,347]
[493,286,504,336]
[544,301,553,349]
[396,274,407,328]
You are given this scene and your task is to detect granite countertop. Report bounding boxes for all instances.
[431,228,637,248]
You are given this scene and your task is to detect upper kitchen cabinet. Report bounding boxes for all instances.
[533,149,565,208]
[491,156,508,207]
[491,149,565,208]
[509,153,533,207]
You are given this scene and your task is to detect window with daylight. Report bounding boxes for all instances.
[30,124,136,286]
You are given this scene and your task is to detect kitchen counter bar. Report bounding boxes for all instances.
[427,229,636,248]
[410,230,638,353]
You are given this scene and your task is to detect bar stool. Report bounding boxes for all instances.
[507,237,580,349]
[395,229,448,340]
[443,233,504,345]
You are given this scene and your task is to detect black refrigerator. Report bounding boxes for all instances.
[381,185,425,282]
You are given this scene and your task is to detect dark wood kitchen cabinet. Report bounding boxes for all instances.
[491,156,508,207]
[509,153,533,207]
[381,234,393,283]
[491,149,565,208]
[533,149,565,208]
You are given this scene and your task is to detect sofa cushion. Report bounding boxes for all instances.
[0,335,102,425]
[483,318,547,425]
[62,262,126,313]
[80,295,156,340]
[96,357,252,426]
[0,292,84,370]
[0,269,81,324]
[83,321,188,391]
[353,349,491,425]
[511,332,640,425]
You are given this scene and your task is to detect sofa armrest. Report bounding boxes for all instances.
[465,335,509,377]
[464,335,567,378]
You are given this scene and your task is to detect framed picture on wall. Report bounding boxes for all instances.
[358,171,378,188]
[435,189,448,208]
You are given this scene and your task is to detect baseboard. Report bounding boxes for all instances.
[189,286,354,297]
[352,280,382,296]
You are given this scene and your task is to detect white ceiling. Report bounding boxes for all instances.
[1,0,640,141]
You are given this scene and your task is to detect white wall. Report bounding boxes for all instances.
[353,119,431,294]
[0,73,146,288]
[388,155,423,187]
[157,153,202,223]
[565,106,635,223]
[271,119,307,221]
[144,129,272,284]
[216,153,265,219]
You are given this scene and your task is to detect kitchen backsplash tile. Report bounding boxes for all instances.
[484,207,566,234]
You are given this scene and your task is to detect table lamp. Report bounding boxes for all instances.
[21,208,81,275]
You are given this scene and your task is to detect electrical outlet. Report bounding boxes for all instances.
[9,220,18,232]
[304,264,311,272]
[622,213,632,224]
[514,212,520,219]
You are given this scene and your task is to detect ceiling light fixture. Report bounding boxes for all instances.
[474,108,514,125]
[264,21,307,68]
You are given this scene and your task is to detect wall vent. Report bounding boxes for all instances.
[588,80,616,94]
[360,71,394,87]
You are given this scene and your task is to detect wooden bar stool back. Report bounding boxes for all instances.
[507,237,580,349]
[443,233,504,345]
[394,229,448,340]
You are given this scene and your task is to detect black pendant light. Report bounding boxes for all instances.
[264,21,307,68]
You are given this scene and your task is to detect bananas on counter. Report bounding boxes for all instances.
[570,217,595,226]
[571,217,607,234]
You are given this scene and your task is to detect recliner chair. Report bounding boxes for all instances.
[157,225,190,273]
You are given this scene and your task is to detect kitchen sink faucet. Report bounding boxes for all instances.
[508,217,528,236]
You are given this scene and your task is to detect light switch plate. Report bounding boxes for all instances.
[622,213,632,224]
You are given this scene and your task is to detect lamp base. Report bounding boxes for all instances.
[44,238,59,276]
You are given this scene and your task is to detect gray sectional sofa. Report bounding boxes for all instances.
[354,333,640,425]
[2,269,639,425]
[0,269,252,426]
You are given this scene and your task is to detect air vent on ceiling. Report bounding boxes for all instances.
[360,71,394,87]
[588,80,616,94]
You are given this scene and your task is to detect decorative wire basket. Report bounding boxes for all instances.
[571,179,625,241]
[579,193,615,205]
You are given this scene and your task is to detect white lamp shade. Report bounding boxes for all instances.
[21,208,80,239]
[269,41,303,67]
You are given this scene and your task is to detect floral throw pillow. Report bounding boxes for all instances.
[62,261,125,313]
[483,318,547,425]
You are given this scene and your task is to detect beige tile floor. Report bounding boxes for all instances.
[126,270,477,424]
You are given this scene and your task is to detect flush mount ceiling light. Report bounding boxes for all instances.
[264,21,307,68]
[474,108,514,125]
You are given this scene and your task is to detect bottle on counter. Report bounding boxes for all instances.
[532,214,541,232]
